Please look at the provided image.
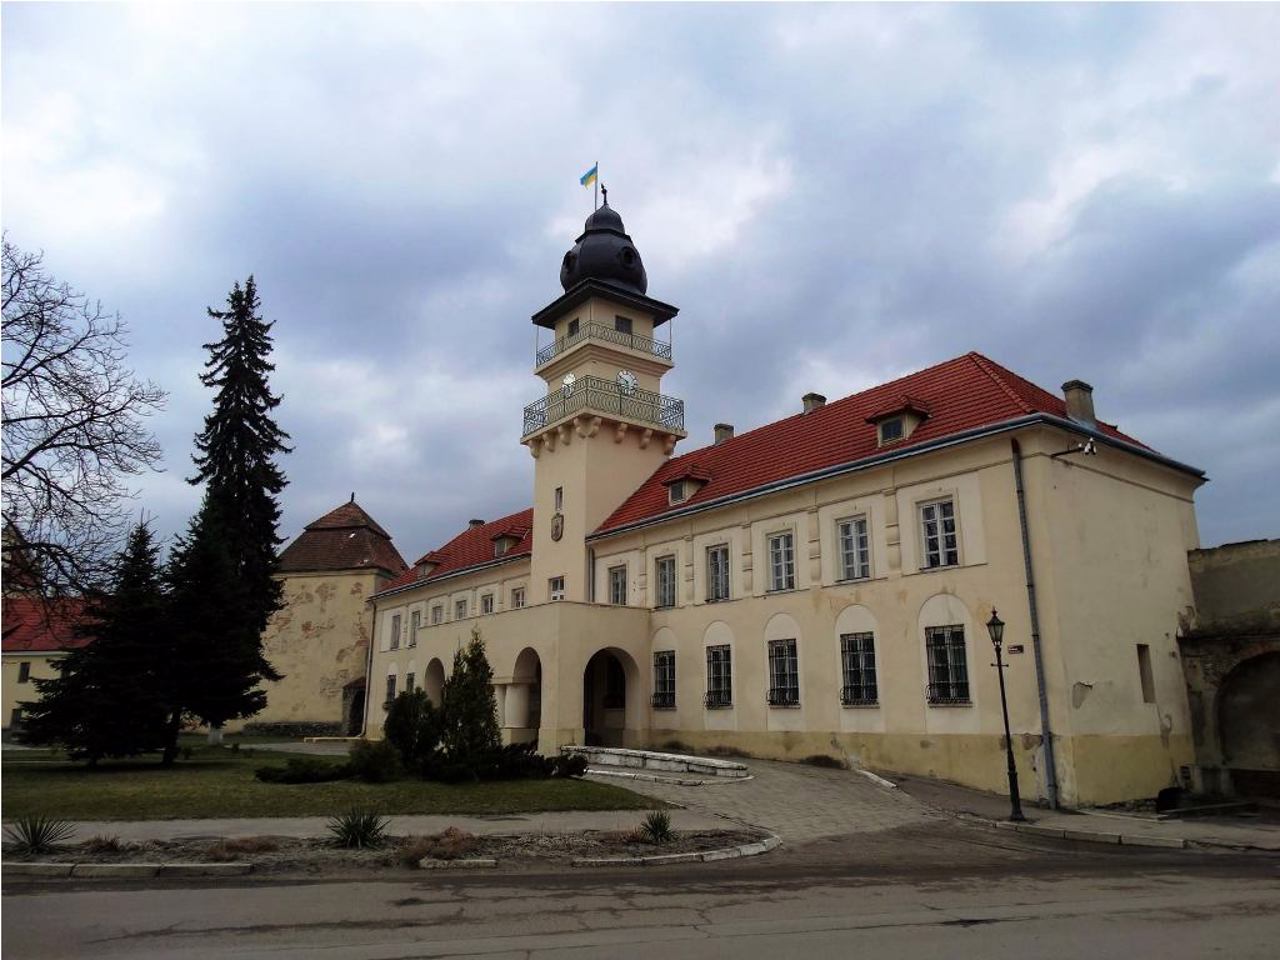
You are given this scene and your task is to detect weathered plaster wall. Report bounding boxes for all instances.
[2,652,61,730]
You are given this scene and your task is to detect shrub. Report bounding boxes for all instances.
[441,630,501,765]
[327,809,390,849]
[254,758,352,784]
[384,689,443,773]
[206,836,279,859]
[5,816,76,854]
[640,810,674,845]
[800,754,847,770]
[85,835,123,854]
[347,739,403,783]
[241,721,343,739]
[553,753,589,778]
[399,827,477,865]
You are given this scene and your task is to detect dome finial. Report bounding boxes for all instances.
[601,183,608,206]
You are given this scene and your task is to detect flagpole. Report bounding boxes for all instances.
[594,160,599,211]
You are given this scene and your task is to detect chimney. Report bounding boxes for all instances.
[468,518,485,528]
[714,423,735,445]
[1061,380,1096,427]
[802,392,827,414]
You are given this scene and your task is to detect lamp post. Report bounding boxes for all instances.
[987,609,1026,822]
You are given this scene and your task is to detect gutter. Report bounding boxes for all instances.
[588,412,1205,543]
[1011,438,1060,810]
[369,551,530,602]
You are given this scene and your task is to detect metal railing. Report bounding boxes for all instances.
[840,685,878,707]
[536,322,673,366]
[704,690,733,710]
[925,682,971,705]
[650,692,676,710]
[522,375,685,438]
[767,688,800,707]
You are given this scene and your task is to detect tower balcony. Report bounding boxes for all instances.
[535,321,673,370]
[522,375,685,440]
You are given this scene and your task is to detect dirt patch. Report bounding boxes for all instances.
[2,829,766,874]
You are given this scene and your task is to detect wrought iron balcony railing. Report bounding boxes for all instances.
[536,322,673,367]
[925,681,971,705]
[650,692,676,710]
[840,685,878,707]
[767,687,800,707]
[704,690,733,710]
[522,375,685,438]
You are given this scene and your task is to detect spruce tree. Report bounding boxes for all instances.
[20,522,170,765]
[165,277,288,758]
[441,629,501,765]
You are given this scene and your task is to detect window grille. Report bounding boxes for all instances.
[925,625,970,703]
[705,645,732,708]
[651,651,676,709]
[840,632,878,705]
[767,638,800,706]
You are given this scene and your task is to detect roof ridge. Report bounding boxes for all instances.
[966,351,1036,415]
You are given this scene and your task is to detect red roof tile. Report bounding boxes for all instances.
[594,352,1153,536]
[278,499,407,576]
[2,597,93,653]
[374,508,534,598]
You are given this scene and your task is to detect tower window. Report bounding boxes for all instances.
[554,486,563,512]
[567,318,579,338]
[549,576,565,601]
[614,315,633,336]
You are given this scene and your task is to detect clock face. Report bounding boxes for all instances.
[616,370,638,394]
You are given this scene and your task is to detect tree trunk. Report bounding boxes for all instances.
[160,714,183,767]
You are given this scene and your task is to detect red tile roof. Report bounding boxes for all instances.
[373,508,534,598]
[278,499,407,576]
[2,597,93,653]
[593,352,1156,537]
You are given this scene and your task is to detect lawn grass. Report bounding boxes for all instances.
[1,748,657,821]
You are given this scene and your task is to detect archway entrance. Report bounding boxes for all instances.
[342,679,366,736]
[583,648,635,747]
[1219,652,1280,795]
[425,658,446,708]
[504,647,542,745]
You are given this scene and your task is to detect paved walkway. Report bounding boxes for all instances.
[592,759,944,843]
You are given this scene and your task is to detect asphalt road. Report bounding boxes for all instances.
[5,825,1279,959]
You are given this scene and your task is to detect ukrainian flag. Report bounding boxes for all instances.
[580,164,598,188]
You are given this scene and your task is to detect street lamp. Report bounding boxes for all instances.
[987,609,1026,822]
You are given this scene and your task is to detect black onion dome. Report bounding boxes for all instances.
[559,201,648,294]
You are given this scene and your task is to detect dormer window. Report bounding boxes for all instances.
[867,395,931,447]
[663,464,711,507]
[495,539,510,557]
[878,417,904,444]
[669,480,687,505]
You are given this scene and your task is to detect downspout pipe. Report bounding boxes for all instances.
[360,596,378,739]
[1012,438,1060,809]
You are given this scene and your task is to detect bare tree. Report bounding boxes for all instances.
[2,239,166,595]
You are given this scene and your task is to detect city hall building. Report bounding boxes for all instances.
[362,200,1206,808]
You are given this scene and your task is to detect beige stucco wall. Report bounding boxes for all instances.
[2,651,62,730]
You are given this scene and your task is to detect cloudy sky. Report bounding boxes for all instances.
[4,2,1278,561]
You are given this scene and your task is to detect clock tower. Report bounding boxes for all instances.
[523,200,685,602]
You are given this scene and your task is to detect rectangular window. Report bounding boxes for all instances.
[9,707,23,728]
[654,554,677,609]
[385,674,397,706]
[431,605,443,625]
[614,315,633,335]
[652,650,676,709]
[609,565,627,605]
[705,645,732,708]
[454,599,468,620]
[512,587,526,609]
[767,531,796,592]
[389,614,401,651]
[837,516,871,581]
[669,480,687,505]
[409,610,420,647]
[1137,644,1156,703]
[481,594,494,615]
[567,317,580,338]
[840,633,878,705]
[920,499,959,569]
[707,544,731,601]
[925,625,970,704]
[17,661,31,684]
[767,639,800,706]
[554,486,563,512]
[549,576,565,601]
[405,672,416,693]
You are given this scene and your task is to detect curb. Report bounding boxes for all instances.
[572,833,781,867]
[855,769,899,790]
[587,768,754,787]
[5,862,253,879]
[988,817,1188,849]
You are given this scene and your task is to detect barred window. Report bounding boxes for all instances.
[609,565,627,605]
[409,610,420,647]
[837,516,871,581]
[389,614,401,651]
[920,499,959,568]
[652,651,676,709]
[405,672,416,693]
[767,532,796,592]
[705,645,732,708]
[707,544,731,601]
[767,638,800,706]
[925,625,970,704]
[655,554,677,608]
[384,674,397,706]
[840,632,878,705]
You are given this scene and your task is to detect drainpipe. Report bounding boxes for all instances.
[1011,438,1060,809]
[587,547,596,603]
[360,596,378,739]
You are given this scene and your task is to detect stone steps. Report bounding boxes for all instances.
[561,746,749,779]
